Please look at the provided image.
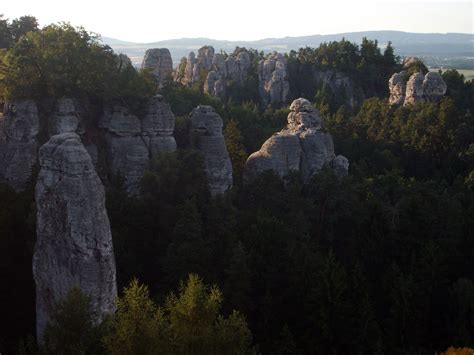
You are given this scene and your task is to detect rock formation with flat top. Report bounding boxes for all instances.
[246,98,348,179]
[33,132,117,343]
[190,105,233,195]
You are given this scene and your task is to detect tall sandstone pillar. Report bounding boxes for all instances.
[33,132,117,342]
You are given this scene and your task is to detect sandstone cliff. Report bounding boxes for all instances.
[141,48,173,87]
[246,98,348,179]
[389,58,447,106]
[0,99,40,191]
[190,105,233,195]
[258,52,290,107]
[99,95,177,194]
[177,46,252,100]
[33,132,117,343]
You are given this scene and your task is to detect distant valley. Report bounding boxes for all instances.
[102,30,474,70]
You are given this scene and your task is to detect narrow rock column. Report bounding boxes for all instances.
[33,132,117,343]
[190,105,233,195]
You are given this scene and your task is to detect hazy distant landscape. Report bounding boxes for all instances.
[102,30,474,70]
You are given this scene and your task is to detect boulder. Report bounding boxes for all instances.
[190,105,233,195]
[33,132,117,343]
[246,98,348,179]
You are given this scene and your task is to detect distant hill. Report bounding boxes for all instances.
[101,31,474,69]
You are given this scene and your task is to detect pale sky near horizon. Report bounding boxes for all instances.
[2,0,473,42]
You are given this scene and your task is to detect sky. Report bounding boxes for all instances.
[2,0,473,42]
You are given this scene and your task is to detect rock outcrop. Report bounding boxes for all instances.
[177,46,251,100]
[258,52,289,106]
[246,98,348,179]
[190,105,233,195]
[33,132,117,343]
[141,48,173,87]
[99,95,176,194]
[389,58,447,106]
[313,70,364,109]
[0,99,40,191]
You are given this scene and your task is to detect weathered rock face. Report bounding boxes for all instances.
[177,46,252,100]
[313,69,364,109]
[33,132,117,343]
[258,52,289,106]
[49,98,84,136]
[389,63,447,106]
[246,98,348,179]
[141,48,173,87]
[422,72,448,101]
[388,71,408,105]
[190,105,233,195]
[0,99,40,191]
[99,95,176,194]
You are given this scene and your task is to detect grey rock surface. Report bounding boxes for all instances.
[388,71,408,105]
[246,98,348,179]
[258,52,289,106]
[422,71,447,101]
[50,98,82,135]
[404,72,425,105]
[179,46,251,101]
[313,69,364,109]
[0,99,40,191]
[33,132,117,343]
[389,61,447,106]
[141,48,173,87]
[190,105,233,195]
[100,96,176,194]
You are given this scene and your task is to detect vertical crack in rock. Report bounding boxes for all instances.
[33,132,117,343]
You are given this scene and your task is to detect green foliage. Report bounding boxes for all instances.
[287,37,399,106]
[43,288,103,354]
[0,22,154,100]
[103,279,166,355]
[104,275,253,355]
[224,120,248,185]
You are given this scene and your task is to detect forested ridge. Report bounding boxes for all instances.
[0,15,473,355]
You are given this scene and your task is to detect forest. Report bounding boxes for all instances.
[0,15,474,355]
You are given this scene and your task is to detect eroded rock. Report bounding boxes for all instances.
[0,99,40,191]
[141,48,173,87]
[33,132,117,343]
[246,98,348,179]
[258,52,289,106]
[389,59,447,106]
[99,95,176,194]
[190,105,233,195]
